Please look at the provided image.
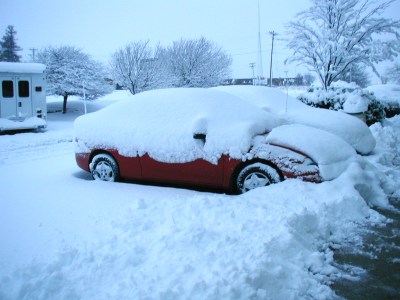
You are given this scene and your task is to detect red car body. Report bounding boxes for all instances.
[75,144,321,193]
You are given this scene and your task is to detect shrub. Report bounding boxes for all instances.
[298,86,386,125]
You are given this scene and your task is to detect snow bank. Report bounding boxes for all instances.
[0,117,46,131]
[368,115,400,199]
[212,85,376,155]
[0,62,46,73]
[265,124,357,180]
[74,88,285,163]
[0,158,386,300]
[366,84,400,105]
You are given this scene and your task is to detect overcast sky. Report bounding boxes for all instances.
[1,0,399,79]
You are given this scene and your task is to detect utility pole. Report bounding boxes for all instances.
[29,48,37,62]
[284,70,289,113]
[269,31,278,87]
[256,0,263,85]
[249,62,256,85]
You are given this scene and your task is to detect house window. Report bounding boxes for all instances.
[2,80,14,98]
[18,81,29,98]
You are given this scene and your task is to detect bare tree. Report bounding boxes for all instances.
[109,41,165,95]
[165,37,232,87]
[286,0,400,90]
[37,46,112,113]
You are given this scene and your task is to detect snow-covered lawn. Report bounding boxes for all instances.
[0,91,399,299]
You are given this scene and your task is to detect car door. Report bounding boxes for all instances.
[139,154,224,187]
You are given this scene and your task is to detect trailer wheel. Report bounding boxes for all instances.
[90,153,119,182]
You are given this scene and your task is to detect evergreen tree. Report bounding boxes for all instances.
[0,25,22,62]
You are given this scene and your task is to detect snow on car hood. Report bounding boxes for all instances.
[212,85,376,155]
[74,88,285,163]
[265,124,357,180]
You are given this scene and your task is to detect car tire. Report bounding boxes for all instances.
[235,163,281,194]
[90,153,120,182]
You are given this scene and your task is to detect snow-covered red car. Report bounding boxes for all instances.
[74,88,359,193]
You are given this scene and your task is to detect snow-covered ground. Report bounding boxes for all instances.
[0,90,399,299]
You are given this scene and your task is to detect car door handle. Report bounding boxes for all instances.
[18,102,22,107]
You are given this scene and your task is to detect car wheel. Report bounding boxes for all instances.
[90,153,119,182]
[235,163,281,194]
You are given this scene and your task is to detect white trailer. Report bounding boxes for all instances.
[0,62,47,132]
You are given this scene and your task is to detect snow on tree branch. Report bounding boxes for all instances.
[286,0,400,90]
[37,46,112,113]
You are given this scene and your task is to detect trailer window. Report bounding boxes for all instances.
[18,81,30,98]
[2,80,14,98]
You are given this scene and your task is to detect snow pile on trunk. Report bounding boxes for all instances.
[214,85,376,154]
[74,88,285,163]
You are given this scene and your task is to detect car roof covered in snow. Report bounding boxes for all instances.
[0,62,46,74]
[74,88,286,163]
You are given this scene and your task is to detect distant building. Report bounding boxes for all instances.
[223,76,304,86]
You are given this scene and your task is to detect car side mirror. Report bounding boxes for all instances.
[193,133,206,143]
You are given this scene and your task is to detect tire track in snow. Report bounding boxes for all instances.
[0,130,74,165]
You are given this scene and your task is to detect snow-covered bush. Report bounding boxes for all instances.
[298,82,387,125]
[366,84,400,119]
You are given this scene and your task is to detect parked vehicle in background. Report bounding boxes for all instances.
[74,88,358,194]
[0,62,47,132]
